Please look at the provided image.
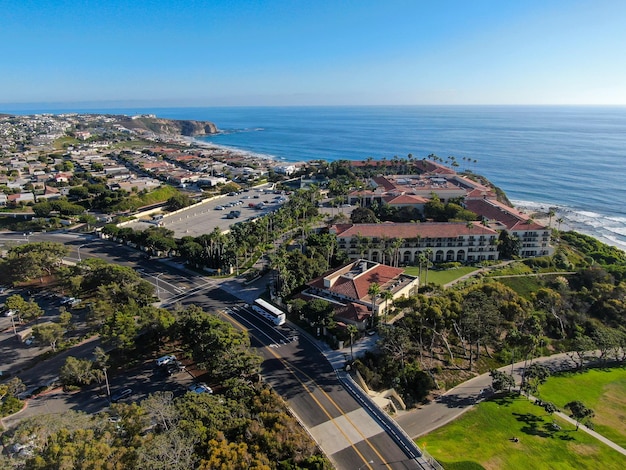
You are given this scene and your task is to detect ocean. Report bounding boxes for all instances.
[4,105,626,251]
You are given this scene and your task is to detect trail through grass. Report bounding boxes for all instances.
[539,367,626,448]
[420,394,626,469]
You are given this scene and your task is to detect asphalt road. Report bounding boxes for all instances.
[2,231,431,469]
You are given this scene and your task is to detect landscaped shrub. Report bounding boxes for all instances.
[0,396,24,417]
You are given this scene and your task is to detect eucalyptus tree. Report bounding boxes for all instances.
[456,289,499,370]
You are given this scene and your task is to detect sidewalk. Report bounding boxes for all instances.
[394,352,626,457]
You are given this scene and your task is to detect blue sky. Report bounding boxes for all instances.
[2,0,625,106]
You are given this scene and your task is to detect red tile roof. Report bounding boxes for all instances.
[331,222,498,238]
[308,260,404,302]
[464,198,547,231]
[385,194,429,205]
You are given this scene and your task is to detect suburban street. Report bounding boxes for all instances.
[1,231,433,469]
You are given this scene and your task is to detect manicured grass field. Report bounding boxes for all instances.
[538,367,626,448]
[420,394,626,469]
[402,266,478,286]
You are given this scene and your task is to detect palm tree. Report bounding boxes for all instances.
[380,290,394,323]
[347,324,358,361]
[548,208,556,228]
[423,248,433,285]
[556,217,564,232]
[368,282,381,323]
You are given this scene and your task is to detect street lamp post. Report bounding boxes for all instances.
[77,244,86,262]
[358,460,374,470]
[155,273,164,300]
[103,367,111,401]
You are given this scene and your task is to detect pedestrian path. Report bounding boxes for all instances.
[526,393,626,457]
[395,352,626,458]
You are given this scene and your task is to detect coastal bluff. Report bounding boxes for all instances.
[117,115,218,136]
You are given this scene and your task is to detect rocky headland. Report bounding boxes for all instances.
[117,115,218,136]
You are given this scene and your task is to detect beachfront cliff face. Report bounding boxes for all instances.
[117,116,218,136]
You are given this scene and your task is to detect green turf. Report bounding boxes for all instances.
[402,266,478,286]
[419,394,626,469]
[538,367,626,448]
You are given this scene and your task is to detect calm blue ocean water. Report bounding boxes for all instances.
[5,105,626,250]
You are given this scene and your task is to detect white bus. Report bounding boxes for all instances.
[252,298,286,326]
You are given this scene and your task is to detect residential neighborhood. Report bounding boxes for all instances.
[2,113,623,470]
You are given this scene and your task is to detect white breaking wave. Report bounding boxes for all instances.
[511,199,626,252]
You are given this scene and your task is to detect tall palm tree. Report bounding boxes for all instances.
[548,208,556,228]
[347,324,358,361]
[423,248,433,285]
[556,217,564,233]
[381,290,394,323]
[368,282,381,323]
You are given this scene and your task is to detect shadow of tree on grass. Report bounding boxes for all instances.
[512,412,578,441]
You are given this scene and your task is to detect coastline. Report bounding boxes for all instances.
[513,201,626,252]
[184,133,626,254]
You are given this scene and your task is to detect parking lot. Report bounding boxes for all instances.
[1,350,208,429]
[124,185,288,238]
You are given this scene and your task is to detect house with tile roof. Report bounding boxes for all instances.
[304,259,419,329]
[331,222,500,264]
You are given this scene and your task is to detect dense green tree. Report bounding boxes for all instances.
[33,322,65,352]
[165,193,192,211]
[5,294,44,322]
[497,230,521,259]
[521,363,550,396]
[59,356,95,387]
[100,307,139,350]
[5,241,69,282]
[565,400,594,430]
[177,305,261,380]
[350,206,379,223]
[490,369,515,392]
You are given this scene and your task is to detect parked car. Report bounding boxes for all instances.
[188,383,212,394]
[215,205,225,210]
[156,355,176,367]
[110,388,133,403]
[60,297,75,305]
[3,309,16,317]
[166,361,186,375]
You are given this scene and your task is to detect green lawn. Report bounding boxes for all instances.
[403,266,478,286]
[420,394,626,469]
[495,276,543,299]
[538,367,626,448]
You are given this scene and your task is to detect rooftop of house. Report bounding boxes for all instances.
[308,259,406,302]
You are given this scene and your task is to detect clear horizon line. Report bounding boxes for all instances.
[3,101,626,110]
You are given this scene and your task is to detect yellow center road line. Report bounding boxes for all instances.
[262,339,391,470]
[219,312,391,469]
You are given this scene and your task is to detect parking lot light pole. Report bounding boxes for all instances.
[10,314,17,336]
[104,367,111,401]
